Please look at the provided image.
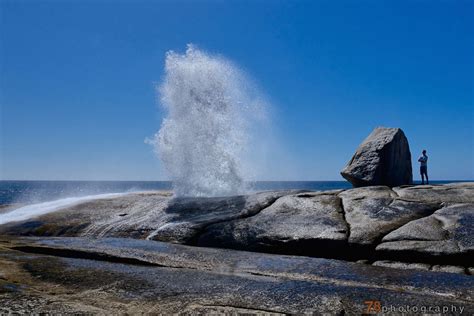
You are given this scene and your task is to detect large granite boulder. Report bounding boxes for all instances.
[341,127,413,187]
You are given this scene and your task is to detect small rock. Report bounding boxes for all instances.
[431,265,466,274]
[373,260,431,271]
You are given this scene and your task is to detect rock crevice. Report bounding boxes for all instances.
[337,196,351,239]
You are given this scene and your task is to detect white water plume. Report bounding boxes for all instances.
[0,193,126,225]
[148,45,267,197]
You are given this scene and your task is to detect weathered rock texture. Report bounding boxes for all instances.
[1,183,472,267]
[341,127,413,187]
[378,203,474,259]
[0,183,473,313]
[197,191,349,256]
[394,182,474,204]
[0,237,473,315]
[338,186,440,244]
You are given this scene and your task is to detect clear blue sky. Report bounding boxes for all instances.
[1,0,473,181]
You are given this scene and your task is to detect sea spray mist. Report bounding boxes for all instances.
[148,45,266,197]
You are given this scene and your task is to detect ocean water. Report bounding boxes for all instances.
[0,180,465,206]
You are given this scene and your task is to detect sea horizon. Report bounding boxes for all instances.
[1,179,472,206]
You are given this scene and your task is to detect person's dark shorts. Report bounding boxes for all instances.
[420,166,428,175]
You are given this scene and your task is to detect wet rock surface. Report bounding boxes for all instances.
[0,237,473,315]
[0,183,474,315]
[0,183,473,313]
[0,191,293,243]
[0,183,473,265]
[145,190,293,244]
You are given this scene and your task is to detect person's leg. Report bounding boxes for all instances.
[420,167,425,184]
[426,169,429,184]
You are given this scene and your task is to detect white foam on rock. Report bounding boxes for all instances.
[0,193,126,225]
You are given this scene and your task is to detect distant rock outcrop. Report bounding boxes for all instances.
[341,127,413,187]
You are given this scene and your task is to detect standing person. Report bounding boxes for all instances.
[418,150,429,185]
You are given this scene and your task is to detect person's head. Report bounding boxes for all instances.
[422,150,426,155]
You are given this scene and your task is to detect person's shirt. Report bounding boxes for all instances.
[418,154,428,167]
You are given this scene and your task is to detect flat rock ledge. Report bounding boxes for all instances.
[0,237,473,314]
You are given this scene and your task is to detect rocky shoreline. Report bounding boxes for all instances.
[0,182,473,314]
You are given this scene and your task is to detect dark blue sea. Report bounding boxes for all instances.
[0,180,466,206]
